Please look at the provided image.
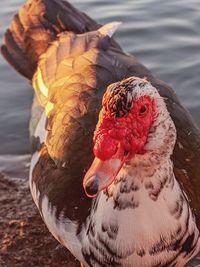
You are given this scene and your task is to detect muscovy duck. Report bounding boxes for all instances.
[2,0,200,266]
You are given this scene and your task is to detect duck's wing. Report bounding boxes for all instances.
[1,0,100,79]
[150,78,200,227]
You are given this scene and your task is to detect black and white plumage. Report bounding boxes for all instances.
[2,0,200,266]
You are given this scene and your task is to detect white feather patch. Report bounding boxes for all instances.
[29,151,40,208]
[34,111,47,143]
[41,195,84,263]
[98,21,122,37]
[33,67,48,97]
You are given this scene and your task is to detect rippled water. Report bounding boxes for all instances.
[0,0,200,159]
[0,0,200,265]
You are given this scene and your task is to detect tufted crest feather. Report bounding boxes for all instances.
[98,22,122,37]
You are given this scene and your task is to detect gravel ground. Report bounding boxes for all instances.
[0,173,79,267]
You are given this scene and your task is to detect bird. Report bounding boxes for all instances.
[2,0,200,266]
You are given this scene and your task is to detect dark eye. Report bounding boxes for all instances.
[139,105,147,115]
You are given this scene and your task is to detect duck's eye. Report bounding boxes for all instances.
[139,104,147,115]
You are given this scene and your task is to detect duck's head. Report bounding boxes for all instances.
[83,76,176,197]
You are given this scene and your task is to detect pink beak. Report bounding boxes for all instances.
[83,147,126,198]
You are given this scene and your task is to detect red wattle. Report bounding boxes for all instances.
[93,95,156,161]
[93,134,118,161]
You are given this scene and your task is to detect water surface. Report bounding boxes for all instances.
[1,0,199,161]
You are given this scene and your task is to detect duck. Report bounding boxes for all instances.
[2,0,200,266]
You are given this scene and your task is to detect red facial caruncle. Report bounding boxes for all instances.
[83,78,156,198]
[93,95,156,161]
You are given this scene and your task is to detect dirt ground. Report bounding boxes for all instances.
[0,173,79,267]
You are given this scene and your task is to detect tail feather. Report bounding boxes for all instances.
[1,0,100,79]
[1,28,34,79]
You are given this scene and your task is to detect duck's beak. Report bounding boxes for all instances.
[83,147,125,198]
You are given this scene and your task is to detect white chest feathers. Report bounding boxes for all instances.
[81,160,200,267]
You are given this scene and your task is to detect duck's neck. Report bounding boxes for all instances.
[83,156,200,267]
[104,154,176,209]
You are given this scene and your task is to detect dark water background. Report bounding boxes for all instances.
[0,0,200,265]
[1,0,200,159]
